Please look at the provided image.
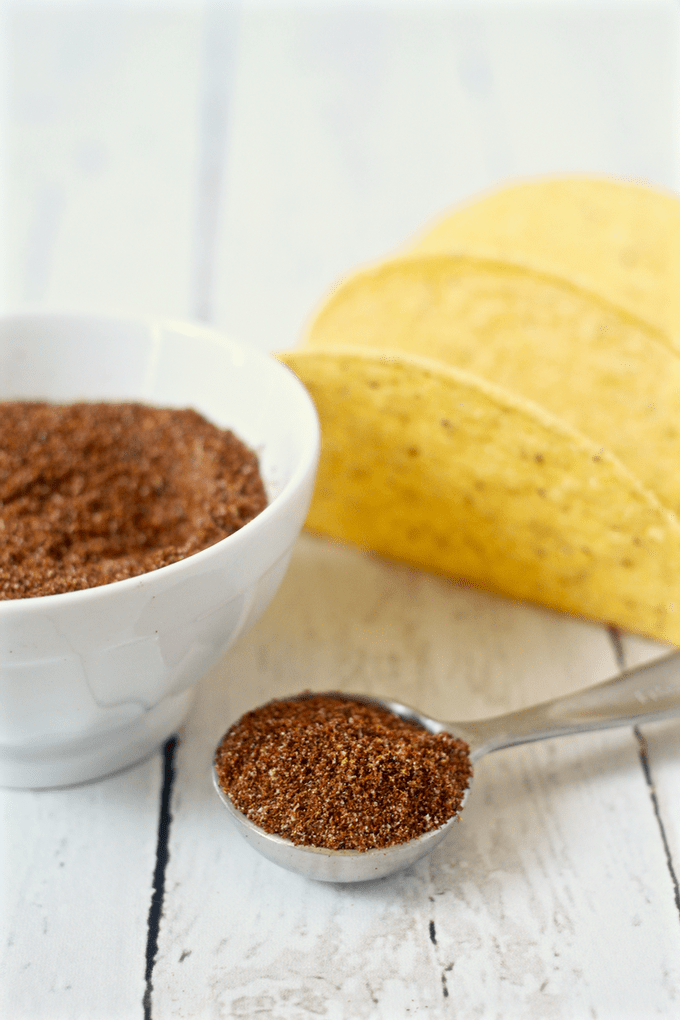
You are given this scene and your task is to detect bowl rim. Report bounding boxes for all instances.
[0,312,320,611]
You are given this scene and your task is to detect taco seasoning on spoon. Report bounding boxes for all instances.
[0,400,267,599]
[214,694,472,851]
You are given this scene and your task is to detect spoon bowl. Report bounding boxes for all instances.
[213,650,680,882]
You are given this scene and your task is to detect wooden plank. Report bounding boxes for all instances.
[152,534,680,1018]
[3,2,203,318]
[0,755,162,1020]
[0,9,204,1017]
[619,633,680,911]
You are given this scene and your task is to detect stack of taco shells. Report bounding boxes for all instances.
[279,176,680,646]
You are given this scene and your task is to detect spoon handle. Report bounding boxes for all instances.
[455,649,680,761]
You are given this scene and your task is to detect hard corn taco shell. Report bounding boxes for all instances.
[407,176,680,356]
[304,254,680,519]
[278,347,680,646]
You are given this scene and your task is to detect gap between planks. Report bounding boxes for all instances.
[144,736,178,1020]
[609,626,680,925]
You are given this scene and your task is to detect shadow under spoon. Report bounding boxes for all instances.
[212,649,680,883]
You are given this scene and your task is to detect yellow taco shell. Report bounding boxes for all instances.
[304,253,680,519]
[407,175,680,356]
[279,347,680,646]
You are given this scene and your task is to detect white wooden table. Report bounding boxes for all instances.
[2,3,679,1017]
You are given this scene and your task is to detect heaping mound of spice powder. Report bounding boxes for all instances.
[214,694,472,851]
[0,401,268,599]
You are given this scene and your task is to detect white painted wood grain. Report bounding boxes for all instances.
[3,2,203,320]
[640,718,680,909]
[619,632,680,906]
[0,754,162,1020]
[151,535,680,1019]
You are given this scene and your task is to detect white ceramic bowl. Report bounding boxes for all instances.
[0,314,319,788]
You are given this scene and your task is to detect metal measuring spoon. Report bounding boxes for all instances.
[212,650,680,883]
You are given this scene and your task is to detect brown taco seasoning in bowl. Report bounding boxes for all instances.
[0,314,319,790]
[0,401,268,599]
